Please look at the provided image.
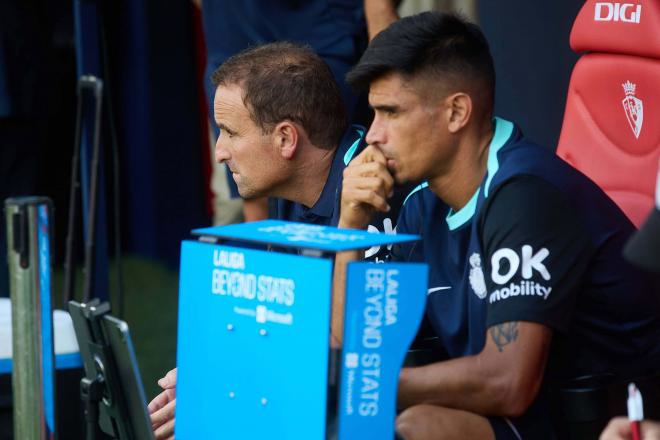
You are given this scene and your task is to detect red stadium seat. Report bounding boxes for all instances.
[557,0,660,227]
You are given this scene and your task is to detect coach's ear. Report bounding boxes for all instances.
[445,92,472,134]
[273,121,299,160]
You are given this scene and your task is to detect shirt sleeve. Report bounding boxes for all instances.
[480,175,596,334]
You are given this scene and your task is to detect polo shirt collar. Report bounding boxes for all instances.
[304,125,365,219]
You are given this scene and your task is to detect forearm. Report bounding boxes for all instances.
[333,145,394,344]
[398,354,517,416]
[364,0,399,40]
[398,322,552,418]
[331,249,362,345]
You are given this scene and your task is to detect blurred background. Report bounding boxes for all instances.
[0,0,582,406]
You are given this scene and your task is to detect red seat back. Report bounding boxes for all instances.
[557,0,660,227]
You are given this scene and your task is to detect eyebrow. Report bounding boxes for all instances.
[217,122,235,134]
[371,104,401,113]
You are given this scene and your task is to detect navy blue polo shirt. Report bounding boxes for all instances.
[272,125,408,262]
[394,117,660,436]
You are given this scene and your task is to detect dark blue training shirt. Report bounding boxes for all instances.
[272,125,410,262]
[394,117,660,437]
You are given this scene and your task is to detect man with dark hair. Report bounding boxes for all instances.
[336,12,660,439]
[148,42,407,439]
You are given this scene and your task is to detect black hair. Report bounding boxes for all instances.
[212,42,347,150]
[347,12,495,111]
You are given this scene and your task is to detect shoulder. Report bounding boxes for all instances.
[482,175,575,225]
[485,138,558,199]
[478,175,593,251]
[486,175,570,211]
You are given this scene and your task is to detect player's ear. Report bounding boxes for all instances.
[445,92,472,134]
[273,121,298,160]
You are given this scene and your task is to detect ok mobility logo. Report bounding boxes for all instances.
[488,245,552,304]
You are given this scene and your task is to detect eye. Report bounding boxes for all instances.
[377,107,398,118]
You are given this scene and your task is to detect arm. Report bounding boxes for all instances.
[331,249,360,346]
[332,145,394,344]
[364,0,399,40]
[398,321,552,417]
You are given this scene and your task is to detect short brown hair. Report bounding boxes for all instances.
[212,42,347,150]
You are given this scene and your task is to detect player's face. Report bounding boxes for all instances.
[366,73,453,184]
[214,84,284,199]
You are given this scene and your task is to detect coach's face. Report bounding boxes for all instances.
[365,72,455,184]
[214,84,284,199]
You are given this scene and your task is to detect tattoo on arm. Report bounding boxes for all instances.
[489,322,519,352]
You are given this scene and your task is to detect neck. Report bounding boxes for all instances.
[428,119,494,212]
[280,141,336,208]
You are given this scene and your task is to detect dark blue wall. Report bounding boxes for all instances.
[107,0,210,267]
[479,0,583,150]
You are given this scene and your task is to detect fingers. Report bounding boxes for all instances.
[149,368,177,439]
[158,368,178,389]
[352,144,388,167]
[345,145,394,196]
[153,413,176,440]
[599,417,631,440]
[641,420,660,439]
[344,172,393,199]
[148,390,167,414]
[339,182,390,230]
[151,397,176,431]
[148,388,176,415]
[339,146,395,229]
[344,164,394,195]
[344,187,390,213]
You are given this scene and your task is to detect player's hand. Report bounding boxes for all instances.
[600,416,660,440]
[339,145,394,230]
[148,368,177,440]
